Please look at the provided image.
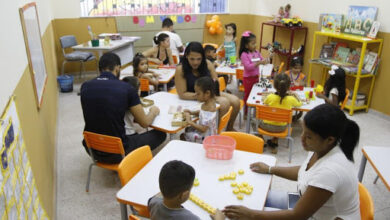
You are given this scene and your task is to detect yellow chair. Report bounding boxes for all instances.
[236,69,245,92]
[255,106,294,162]
[221,132,264,154]
[118,145,153,218]
[278,62,285,74]
[218,106,233,134]
[218,76,226,92]
[83,131,125,192]
[340,88,350,110]
[359,183,374,220]
[168,87,177,94]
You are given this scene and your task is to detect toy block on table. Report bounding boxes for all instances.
[140,98,154,107]
[189,193,216,215]
[193,178,200,186]
[171,112,187,127]
[218,171,237,181]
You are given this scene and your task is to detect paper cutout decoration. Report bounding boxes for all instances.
[185,15,191,22]
[146,16,155,24]
[133,16,139,24]
[191,15,197,23]
[170,15,177,23]
[139,18,145,27]
[177,15,184,23]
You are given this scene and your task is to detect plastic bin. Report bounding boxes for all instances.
[203,135,236,160]
[57,75,74,92]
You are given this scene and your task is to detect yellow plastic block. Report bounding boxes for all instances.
[238,169,244,175]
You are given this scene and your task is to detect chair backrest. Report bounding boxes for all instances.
[359,183,374,220]
[83,131,125,155]
[221,132,264,154]
[118,145,153,186]
[236,69,244,80]
[255,106,292,124]
[172,55,179,64]
[218,77,226,92]
[168,87,177,94]
[340,88,350,110]
[278,62,285,74]
[202,43,218,49]
[140,78,150,92]
[218,106,233,134]
[60,35,78,49]
[129,215,141,220]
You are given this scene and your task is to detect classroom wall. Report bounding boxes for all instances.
[0,0,58,218]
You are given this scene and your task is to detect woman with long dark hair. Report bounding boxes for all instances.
[143,33,174,65]
[175,42,241,131]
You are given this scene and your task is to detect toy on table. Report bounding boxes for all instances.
[193,178,200,186]
[231,181,254,200]
[140,98,154,107]
[281,16,303,27]
[284,4,291,18]
[218,171,237,181]
[273,6,285,23]
[189,193,216,215]
[314,84,323,94]
[171,112,187,127]
[256,78,272,89]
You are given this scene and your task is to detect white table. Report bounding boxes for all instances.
[72,36,140,65]
[358,146,390,191]
[216,63,272,77]
[245,84,325,133]
[116,140,277,220]
[145,92,200,139]
[120,66,175,91]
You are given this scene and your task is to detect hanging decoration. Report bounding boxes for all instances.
[177,16,184,24]
[133,16,139,24]
[185,15,191,22]
[206,15,223,35]
[139,18,145,27]
[146,16,155,24]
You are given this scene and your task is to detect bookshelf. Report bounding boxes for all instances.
[308,31,383,115]
[259,21,308,69]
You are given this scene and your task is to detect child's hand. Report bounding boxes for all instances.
[211,209,225,220]
[183,109,191,114]
[316,92,326,99]
[184,112,191,122]
[250,162,270,174]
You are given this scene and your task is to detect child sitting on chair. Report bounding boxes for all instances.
[122,76,143,135]
[180,76,217,143]
[148,160,225,220]
[133,53,160,91]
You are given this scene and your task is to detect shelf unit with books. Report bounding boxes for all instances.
[259,21,308,69]
[308,31,383,115]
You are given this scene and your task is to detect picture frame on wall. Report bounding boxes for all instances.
[19,2,48,109]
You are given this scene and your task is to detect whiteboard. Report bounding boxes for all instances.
[19,3,48,109]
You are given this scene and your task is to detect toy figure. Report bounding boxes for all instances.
[273,6,285,23]
[284,4,291,18]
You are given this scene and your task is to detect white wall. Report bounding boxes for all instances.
[0,0,53,110]
[249,0,390,32]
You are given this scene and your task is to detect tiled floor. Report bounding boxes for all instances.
[56,75,390,219]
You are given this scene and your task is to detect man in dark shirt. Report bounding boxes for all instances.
[81,52,166,163]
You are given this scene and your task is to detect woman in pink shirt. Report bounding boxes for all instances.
[239,31,272,114]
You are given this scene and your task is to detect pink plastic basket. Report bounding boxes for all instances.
[203,135,236,160]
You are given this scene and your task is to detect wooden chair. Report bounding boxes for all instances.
[340,88,350,110]
[255,106,294,162]
[83,131,125,192]
[218,106,233,134]
[359,183,374,220]
[118,146,153,218]
[236,69,245,92]
[221,132,264,154]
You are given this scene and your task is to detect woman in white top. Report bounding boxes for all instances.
[223,104,361,220]
[316,65,346,106]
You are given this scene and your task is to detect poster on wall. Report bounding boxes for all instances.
[0,97,49,219]
[19,2,48,109]
[343,6,378,36]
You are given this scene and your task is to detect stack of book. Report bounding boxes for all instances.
[310,43,380,75]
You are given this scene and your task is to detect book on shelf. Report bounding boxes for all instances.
[343,6,378,36]
[319,43,336,59]
[363,51,378,73]
[333,45,350,63]
[346,48,361,65]
[320,13,344,33]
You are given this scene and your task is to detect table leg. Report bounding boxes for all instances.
[246,107,252,133]
[120,203,128,220]
[358,154,367,182]
[164,83,168,91]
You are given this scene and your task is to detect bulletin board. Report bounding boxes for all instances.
[19,2,48,109]
[0,97,49,219]
[116,14,206,53]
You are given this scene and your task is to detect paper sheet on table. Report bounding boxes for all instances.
[259,64,273,77]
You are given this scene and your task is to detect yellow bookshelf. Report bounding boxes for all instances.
[308,31,383,115]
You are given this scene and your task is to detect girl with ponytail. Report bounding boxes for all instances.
[223,104,361,220]
[260,73,302,153]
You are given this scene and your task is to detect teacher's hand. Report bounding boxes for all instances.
[223,205,254,220]
[250,162,269,174]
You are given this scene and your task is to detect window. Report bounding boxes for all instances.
[80,0,228,17]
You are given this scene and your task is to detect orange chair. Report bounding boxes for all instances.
[359,183,374,220]
[172,55,179,64]
[255,106,294,162]
[239,99,245,128]
[202,43,219,49]
[83,131,125,192]
[236,69,245,92]
[118,146,153,218]
[218,76,226,92]
[168,87,177,94]
[340,88,350,110]
[221,132,264,154]
[278,62,285,74]
[128,215,140,220]
[140,78,151,95]
[218,106,233,134]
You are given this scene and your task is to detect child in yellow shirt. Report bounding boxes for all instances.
[261,73,302,153]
